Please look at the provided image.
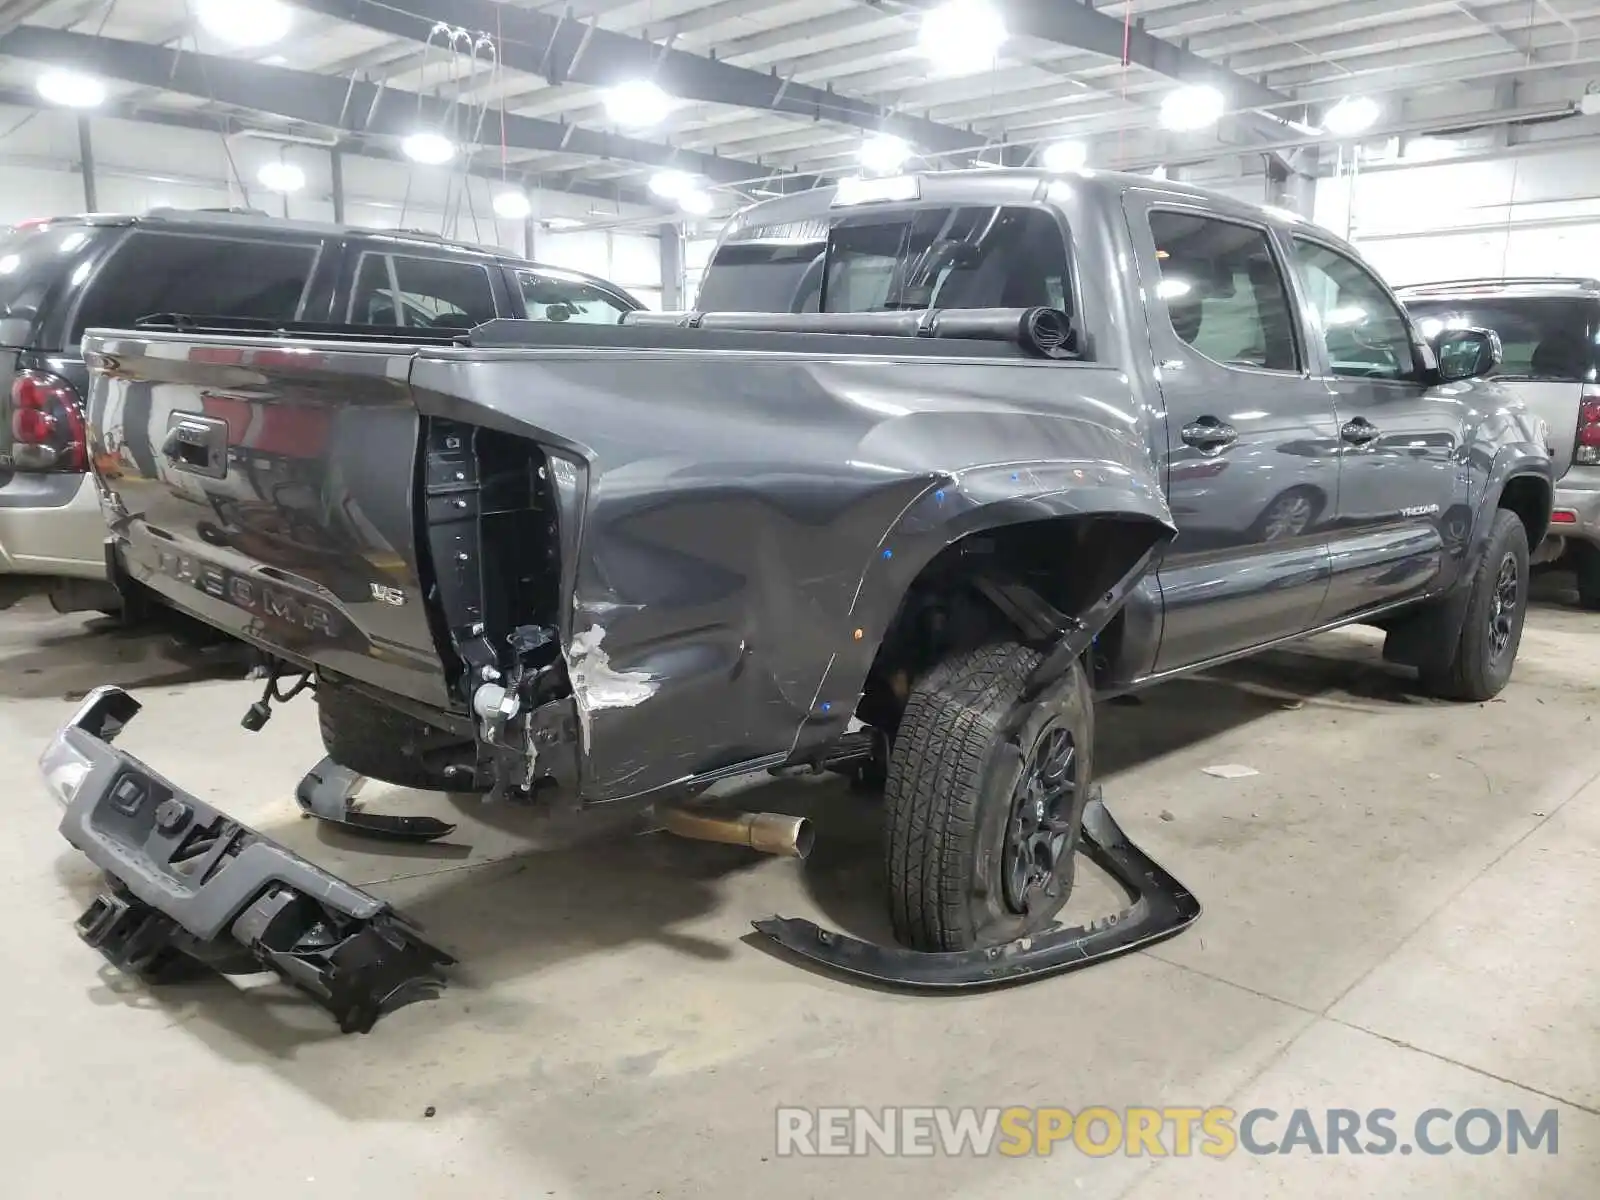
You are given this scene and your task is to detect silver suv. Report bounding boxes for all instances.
[1399,277,1600,608]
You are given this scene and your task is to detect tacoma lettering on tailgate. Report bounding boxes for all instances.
[155,548,339,636]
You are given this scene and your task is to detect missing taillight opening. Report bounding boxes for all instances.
[9,370,86,472]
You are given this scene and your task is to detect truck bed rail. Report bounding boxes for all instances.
[123,306,1081,361]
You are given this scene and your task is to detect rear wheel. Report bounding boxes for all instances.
[1571,541,1600,611]
[884,642,1092,952]
[1421,509,1529,701]
[317,688,468,791]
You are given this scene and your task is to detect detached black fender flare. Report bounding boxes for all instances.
[786,459,1176,757]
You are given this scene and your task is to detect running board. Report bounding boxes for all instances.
[751,789,1199,988]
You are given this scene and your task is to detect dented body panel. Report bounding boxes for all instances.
[88,327,1172,804]
[409,347,1171,799]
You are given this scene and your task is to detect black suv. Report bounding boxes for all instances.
[0,207,641,613]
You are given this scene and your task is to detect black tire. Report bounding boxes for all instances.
[1571,541,1600,611]
[1421,509,1529,701]
[884,642,1093,952]
[317,688,466,791]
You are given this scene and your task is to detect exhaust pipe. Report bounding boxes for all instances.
[656,804,814,859]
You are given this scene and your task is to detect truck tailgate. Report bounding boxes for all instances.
[86,333,453,710]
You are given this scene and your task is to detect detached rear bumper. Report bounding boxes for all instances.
[41,687,453,1032]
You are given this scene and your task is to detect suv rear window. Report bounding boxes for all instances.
[698,205,1072,316]
[1403,296,1595,381]
[73,230,319,342]
[0,222,100,348]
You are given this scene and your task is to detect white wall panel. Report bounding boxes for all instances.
[1317,144,1600,286]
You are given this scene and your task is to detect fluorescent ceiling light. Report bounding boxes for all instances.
[257,161,305,194]
[859,133,913,175]
[1040,141,1088,172]
[196,0,292,48]
[919,0,1007,74]
[605,80,671,128]
[678,189,714,216]
[493,191,533,220]
[1322,96,1380,138]
[649,170,697,200]
[36,70,105,109]
[544,216,583,230]
[402,132,456,165]
[1159,85,1226,132]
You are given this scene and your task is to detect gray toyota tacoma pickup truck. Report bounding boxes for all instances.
[42,168,1552,1030]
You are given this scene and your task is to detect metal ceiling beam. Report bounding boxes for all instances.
[0,25,813,193]
[0,82,652,210]
[292,0,982,156]
[894,0,1294,112]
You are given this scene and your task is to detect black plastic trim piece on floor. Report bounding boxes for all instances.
[751,788,1199,988]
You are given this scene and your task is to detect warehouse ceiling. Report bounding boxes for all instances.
[0,0,1597,217]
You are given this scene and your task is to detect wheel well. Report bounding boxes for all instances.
[1498,474,1551,551]
[856,514,1164,731]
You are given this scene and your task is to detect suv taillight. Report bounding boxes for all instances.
[9,370,86,472]
[1576,385,1600,467]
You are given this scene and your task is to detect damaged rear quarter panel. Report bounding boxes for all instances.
[410,349,1173,803]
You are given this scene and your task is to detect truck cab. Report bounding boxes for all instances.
[694,168,1552,690]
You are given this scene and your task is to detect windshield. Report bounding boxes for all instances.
[1403,296,1595,382]
[0,221,99,347]
[696,205,1072,316]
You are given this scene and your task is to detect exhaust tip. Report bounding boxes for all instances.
[657,804,814,859]
[790,818,816,860]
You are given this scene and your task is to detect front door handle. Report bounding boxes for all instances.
[1180,418,1238,452]
[1341,418,1381,446]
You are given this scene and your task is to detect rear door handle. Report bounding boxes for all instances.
[1340,418,1381,446]
[161,413,229,479]
[1180,418,1238,452]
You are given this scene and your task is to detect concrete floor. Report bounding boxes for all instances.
[1,579,1597,1199]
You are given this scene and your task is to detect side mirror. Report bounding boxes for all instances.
[1433,326,1502,382]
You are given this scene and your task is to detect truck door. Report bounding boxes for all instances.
[1123,194,1338,673]
[1287,238,1462,621]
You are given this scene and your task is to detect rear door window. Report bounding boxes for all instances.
[1402,296,1594,381]
[698,205,1073,317]
[1147,211,1300,372]
[73,230,319,340]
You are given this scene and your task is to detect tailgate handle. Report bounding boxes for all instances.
[162,414,228,479]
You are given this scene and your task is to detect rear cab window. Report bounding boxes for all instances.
[72,229,321,342]
[697,205,1073,318]
[1401,295,1596,382]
